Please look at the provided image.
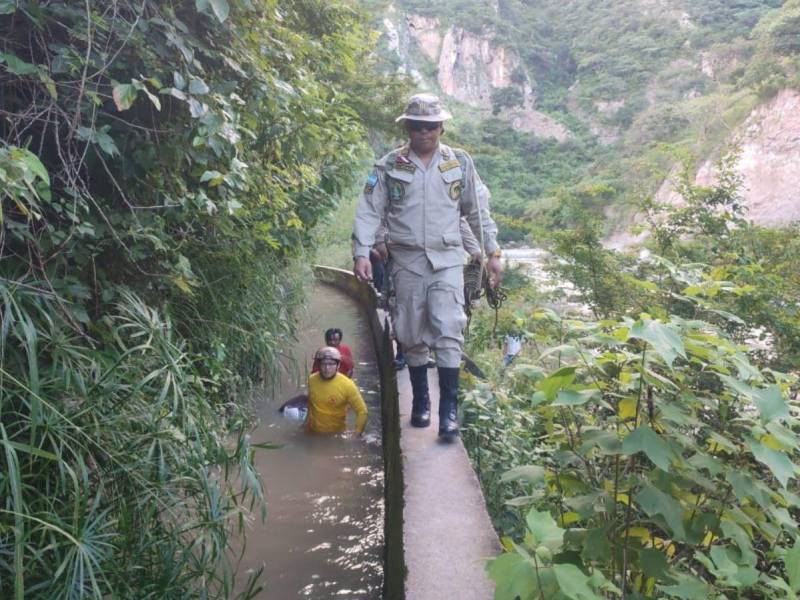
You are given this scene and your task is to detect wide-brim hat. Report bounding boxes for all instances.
[396,93,453,122]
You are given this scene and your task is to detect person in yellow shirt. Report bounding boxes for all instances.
[306,346,368,436]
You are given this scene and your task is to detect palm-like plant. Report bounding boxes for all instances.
[1,280,263,599]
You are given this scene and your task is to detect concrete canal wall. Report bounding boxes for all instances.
[313,266,500,600]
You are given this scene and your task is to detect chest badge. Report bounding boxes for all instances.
[389,180,405,203]
[449,180,462,202]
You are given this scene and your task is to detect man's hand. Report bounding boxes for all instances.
[354,256,372,282]
[486,255,503,289]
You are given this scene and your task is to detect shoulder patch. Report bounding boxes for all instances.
[438,159,460,173]
[363,170,378,194]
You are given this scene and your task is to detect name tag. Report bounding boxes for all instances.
[438,159,460,173]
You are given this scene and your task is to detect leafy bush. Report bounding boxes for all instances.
[461,146,800,599]
[0,0,393,596]
[493,86,526,115]
[466,303,799,599]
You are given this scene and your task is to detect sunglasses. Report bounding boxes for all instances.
[407,121,441,132]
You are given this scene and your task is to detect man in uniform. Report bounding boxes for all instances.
[352,93,502,440]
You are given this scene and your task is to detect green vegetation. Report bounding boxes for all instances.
[462,166,800,598]
[0,1,401,597]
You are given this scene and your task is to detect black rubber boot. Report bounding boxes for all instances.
[437,367,460,440]
[409,366,431,427]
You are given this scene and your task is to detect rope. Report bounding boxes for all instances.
[463,261,506,336]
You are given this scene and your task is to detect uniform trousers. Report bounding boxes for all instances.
[390,260,466,368]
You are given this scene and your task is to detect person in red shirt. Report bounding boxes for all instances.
[311,327,354,377]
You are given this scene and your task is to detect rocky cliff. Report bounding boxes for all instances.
[385,11,569,141]
[658,88,800,226]
[607,88,800,249]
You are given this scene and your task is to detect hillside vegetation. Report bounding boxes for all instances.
[389,0,800,237]
[0,1,404,597]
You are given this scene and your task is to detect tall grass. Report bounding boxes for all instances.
[0,277,265,599]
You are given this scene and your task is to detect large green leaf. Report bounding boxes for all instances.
[659,573,713,599]
[500,465,546,485]
[580,430,622,456]
[553,564,603,600]
[538,366,577,401]
[695,547,758,588]
[763,575,800,600]
[721,520,756,566]
[581,527,611,562]
[197,0,230,22]
[622,426,676,472]
[112,83,138,111]
[753,385,790,423]
[634,485,686,540]
[188,78,210,95]
[95,128,120,157]
[525,509,564,551]
[0,52,38,75]
[726,471,772,509]
[641,548,670,581]
[629,318,685,368]
[486,553,537,600]
[553,389,600,406]
[747,438,796,489]
[719,376,789,422]
[18,149,49,185]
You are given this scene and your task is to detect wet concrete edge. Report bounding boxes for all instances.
[312,266,405,600]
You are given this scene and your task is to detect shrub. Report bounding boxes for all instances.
[466,306,799,598]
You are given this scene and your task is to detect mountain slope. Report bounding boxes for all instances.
[368,0,800,238]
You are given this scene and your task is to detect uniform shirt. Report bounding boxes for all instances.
[311,343,355,377]
[306,372,368,434]
[459,217,481,257]
[375,218,481,262]
[353,143,499,275]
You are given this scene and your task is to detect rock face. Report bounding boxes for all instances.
[406,15,441,62]
[437,26,515,105]
[658,89,800,226]
[606,89,800,249]
[397,14,570,140]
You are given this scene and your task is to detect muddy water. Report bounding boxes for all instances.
[236,283,384,598]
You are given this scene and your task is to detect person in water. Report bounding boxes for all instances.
[306,346,368,436]
[311,327,355,377]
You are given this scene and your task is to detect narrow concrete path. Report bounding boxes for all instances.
[398,365,501,599]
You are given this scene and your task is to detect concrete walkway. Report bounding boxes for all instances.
[398,365,501,599]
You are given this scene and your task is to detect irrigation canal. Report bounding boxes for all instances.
[235,282,385,598]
